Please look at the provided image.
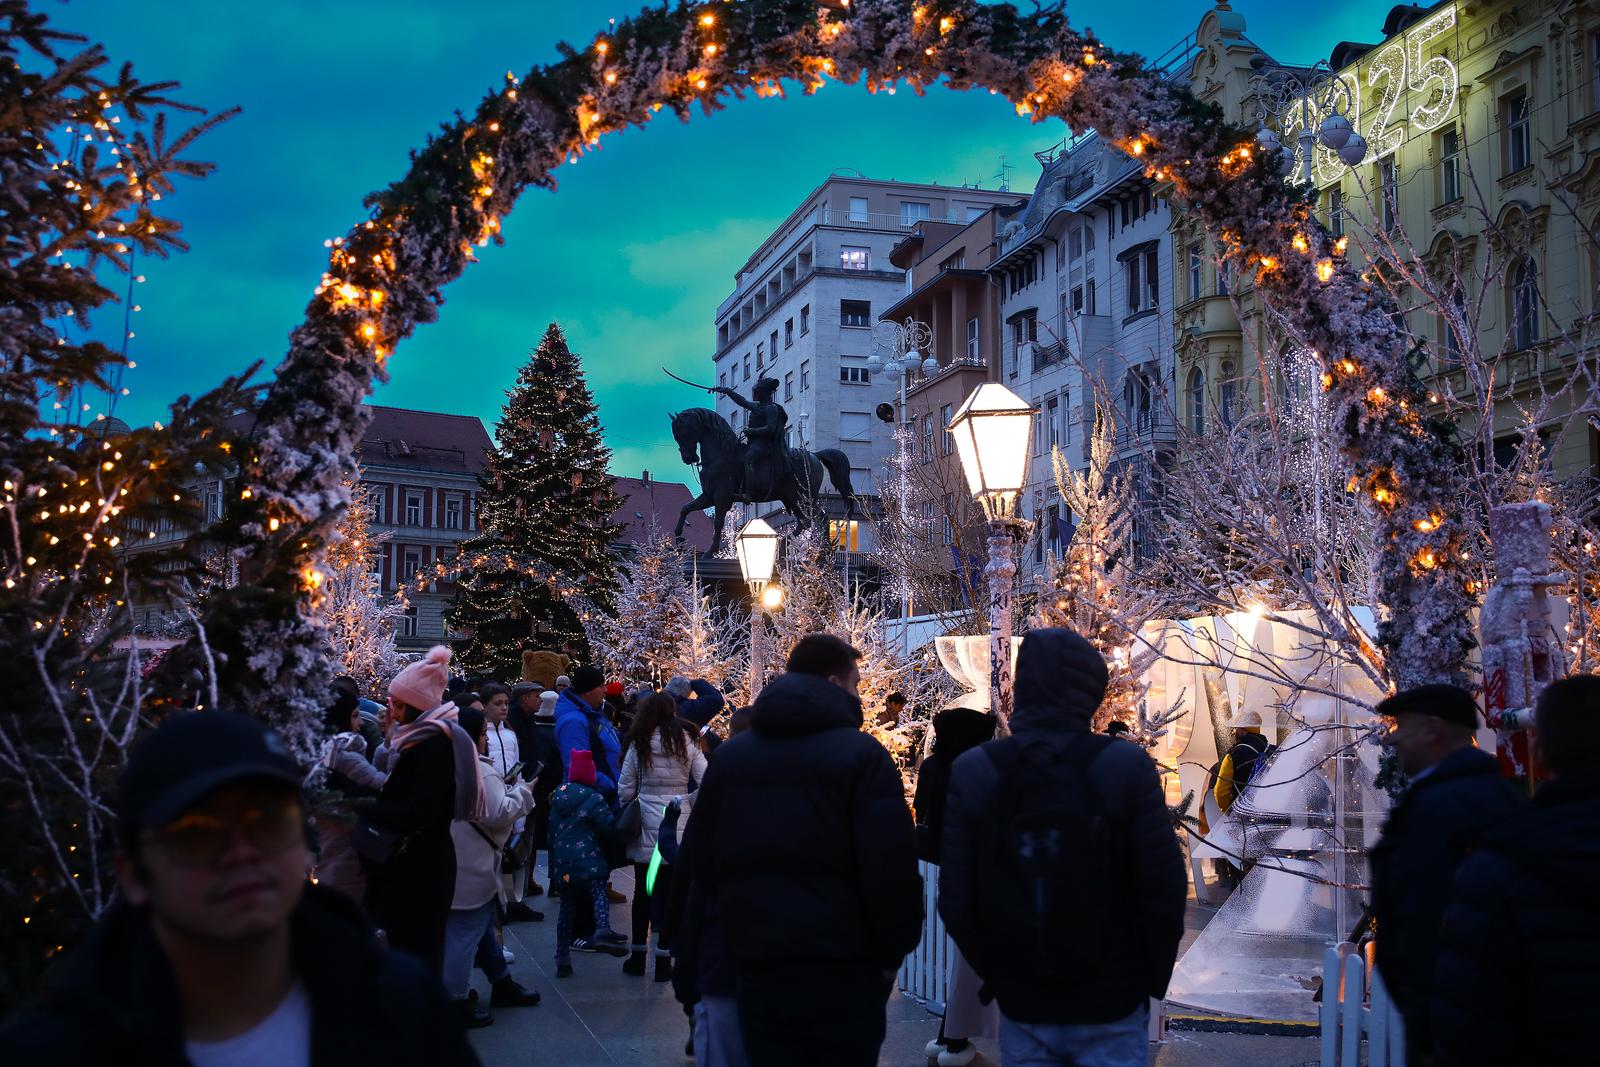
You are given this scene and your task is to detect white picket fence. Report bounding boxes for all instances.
[898,860,951,1013]
[1320,943,1406,1067]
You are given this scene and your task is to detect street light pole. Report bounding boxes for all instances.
[949,383,1037,731]
[1247,58,1368,183]
[735,517,782,702]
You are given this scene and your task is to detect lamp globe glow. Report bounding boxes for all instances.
[735,517,781,588]
[948,383,1037,523]
[1317,113,1353,150]
[1336,131,1368,167]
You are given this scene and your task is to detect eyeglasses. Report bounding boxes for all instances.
[144,798,304,868]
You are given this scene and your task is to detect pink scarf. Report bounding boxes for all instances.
[389,701,486,821]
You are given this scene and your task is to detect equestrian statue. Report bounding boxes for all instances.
[668,373,857,554]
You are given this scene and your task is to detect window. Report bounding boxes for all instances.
[1379,157,1398,232]
[1219,361,1236,428]
[1124,369,1152,434]
[371,489,386,525]
[755,342,764,370]
[840,299,871,327]
[1045,395,1061,452]
[840,246,870,270]
[965,205,986,222]
[1437,127,1461,204]
[1009,316,1036,379]
[840,366,871,384]
[743,355,751,381]
[1328,187,1345,237]
[1084,279,1096,314]
[404,491,423,526]
[1124,248,1159,315]
[1187,244,1203,302]
[1217,263,1230,296]
[829,519,860,552]
[1143,247,1160,309]
[718,371,727,389]
[966,317,980,360]
[940,403,953,454]
[1060,389,1070,447]
[800,304,810,335]
[769,330,779,360]
[1188,367,1205,434]
[1511,257,1540,350]
[784,372,794,400]
[939,249,967,271]
[784,318,794,348]
[397,607,417,638]
[848,196,869,223]
[1503,91,1531,174]
[922,415,934,462]
[1441,286,1465,361]
[800,360,810,390]
[204,489,222,522]
[900,200,931,225]
[1046,504,1061,553]
[402,548,421,580]
[444,495,462,531]
[839,411,871,441]
[940,501,953,547]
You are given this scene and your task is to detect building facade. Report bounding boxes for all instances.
[711,175,1025,552]
[1176,0,1600,480]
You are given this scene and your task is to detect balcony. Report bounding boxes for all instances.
[819,204,969,230]
[1026,312,1114,375]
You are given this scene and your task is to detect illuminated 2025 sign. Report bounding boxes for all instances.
[1284,5,1460,185]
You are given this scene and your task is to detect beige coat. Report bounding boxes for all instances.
[450,758,534,910]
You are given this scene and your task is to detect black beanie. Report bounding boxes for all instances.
[1376,683,1479,730]
[570,665,605,693]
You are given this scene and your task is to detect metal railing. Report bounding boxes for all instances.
[819,204,971,230]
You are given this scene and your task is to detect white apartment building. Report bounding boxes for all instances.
[990,132,1178,581]
[711,174,1023,552]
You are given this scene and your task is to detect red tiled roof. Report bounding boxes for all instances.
[222,404,493,475]
[613,475,713,553]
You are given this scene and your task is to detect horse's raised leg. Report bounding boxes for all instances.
[677,491,712,544]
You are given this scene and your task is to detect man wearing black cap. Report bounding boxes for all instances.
[1368,683,1525,1061]
[0,711,479,1065]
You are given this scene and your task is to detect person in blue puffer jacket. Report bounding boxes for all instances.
[554,666,622,804]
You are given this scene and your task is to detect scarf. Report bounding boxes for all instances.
[389,701,487,821]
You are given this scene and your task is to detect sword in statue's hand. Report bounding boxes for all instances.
[663,367,720,393]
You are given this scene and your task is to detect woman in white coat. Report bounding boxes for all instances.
[617,692,707,980]
[444,707,540,1028]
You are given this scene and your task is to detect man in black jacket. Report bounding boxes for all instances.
[685,633,921,1067]
[0,710,478,1065]
[1368,683,1525,1061]
[940,628,1185,1066]
[1431,674,1600,1066]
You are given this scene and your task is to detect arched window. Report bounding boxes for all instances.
[1510,257,1540,350]
[1187,366,1205,434]
[1219,360,1237,428]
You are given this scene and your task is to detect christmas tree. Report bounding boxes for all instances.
[1036,404,1161,732]
[0,5,247,1007]
[581,531,689,683]
[316,480,405,698]
[449,324,624,678]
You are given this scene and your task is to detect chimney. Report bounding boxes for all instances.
[642,469,650,484]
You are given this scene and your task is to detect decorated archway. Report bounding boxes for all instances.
[208,0,1472,728]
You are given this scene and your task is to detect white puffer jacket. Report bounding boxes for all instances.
[450,758,534,910]
[618,729,707,863]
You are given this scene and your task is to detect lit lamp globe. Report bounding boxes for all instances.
[735,516,781,591]
[1318,113,1354,150]
[948,383,1037,524]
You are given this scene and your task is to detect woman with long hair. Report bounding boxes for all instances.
[617,692,707,980]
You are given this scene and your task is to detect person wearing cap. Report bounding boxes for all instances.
[0,711,479,1065]
[366,646,485,976]
[1368,683,1526,1061]
[554,674,572,693]
[664,675,726,733]
[1212,709,1271,814]
[554,665,631,931]
[1432,674,1600,1065]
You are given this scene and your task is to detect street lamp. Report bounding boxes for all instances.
[949,383,1037,727]
[736,517,782,700]
[1248,58,1367,185]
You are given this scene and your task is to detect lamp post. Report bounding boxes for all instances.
[1247,58,1367,184]
[866,317,935,645]
[949,383,1037,729]
[735,517,782,701]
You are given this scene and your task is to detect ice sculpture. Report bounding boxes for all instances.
[1159,608,1387,1021]
[934,634,1021,712]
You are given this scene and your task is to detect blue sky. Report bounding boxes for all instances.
[56,0,1392,480]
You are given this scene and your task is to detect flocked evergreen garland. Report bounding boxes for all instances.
[206,0,1473,723]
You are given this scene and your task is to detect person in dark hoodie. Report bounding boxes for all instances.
[1368,683,1525,1061]
[685,633,921,1067]
[914,707,999,1067]
[0,711,479,1066]
[664,674,727,732]
[1430,674,1597,1066]
[939,628,1186,1067]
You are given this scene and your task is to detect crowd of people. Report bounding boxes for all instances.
[1,625,1596,1066]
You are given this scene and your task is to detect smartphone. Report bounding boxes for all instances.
[504,761,526,783]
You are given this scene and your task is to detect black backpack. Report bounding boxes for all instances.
[974,732,1124,984]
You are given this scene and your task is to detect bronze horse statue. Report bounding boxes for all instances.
[670,408,857,553]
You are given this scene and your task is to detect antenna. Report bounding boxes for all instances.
[994,154,1013,192]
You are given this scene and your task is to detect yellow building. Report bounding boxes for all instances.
[1174,0,1600,479]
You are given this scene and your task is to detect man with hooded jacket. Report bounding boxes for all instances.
[939,628,1186,1066]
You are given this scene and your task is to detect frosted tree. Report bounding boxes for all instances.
[676,555,748,701]
[316,480,405,699]
[580,530,689,683]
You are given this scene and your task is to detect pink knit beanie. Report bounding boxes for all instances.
[389,645,452,713]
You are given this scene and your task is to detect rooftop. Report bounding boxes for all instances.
[612,473,714,554]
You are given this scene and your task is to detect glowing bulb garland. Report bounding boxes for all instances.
[209,0,1476,713]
